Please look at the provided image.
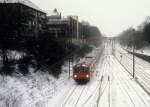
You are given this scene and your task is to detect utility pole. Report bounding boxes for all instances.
[68,21,73,79]
[69,58,71,79]
[112,39,114,55]
[132,29,136,78]
[68,36,72,79]
[76,16,79,41]
[133,45,135,78]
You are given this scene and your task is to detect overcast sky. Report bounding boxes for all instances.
[32,0,150,37]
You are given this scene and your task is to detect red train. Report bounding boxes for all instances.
[73,48,101,83]
[73,63,93,83]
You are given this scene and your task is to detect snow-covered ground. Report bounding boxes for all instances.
[124,45,150,56]
[136,48,150,56]
[1,40,150,107]
[0,47,99,107]
[47,40,150,107]
[115,43,150,96]
[0,63,69,107]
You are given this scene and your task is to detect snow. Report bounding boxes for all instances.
[136,47,150,56]
[0,62,69,107]
[1,40,150,107]
[124,44,150,56]
[47,40,150,107]
[7,50,26,60]
[115,44,150,96]
[0,0,45,13]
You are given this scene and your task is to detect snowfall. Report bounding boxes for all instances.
[1,39,150,107]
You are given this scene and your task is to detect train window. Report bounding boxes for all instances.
[81,67,84,71]
[73,64,90,73]
[82,67,88,72]
[74,67,81,73]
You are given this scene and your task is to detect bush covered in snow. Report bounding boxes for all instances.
[0,64,68,107]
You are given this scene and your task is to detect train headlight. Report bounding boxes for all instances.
[86,74,89,78]
[74,75,77,78]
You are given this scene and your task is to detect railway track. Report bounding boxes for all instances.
[122,57,150,95]
[61,41,150,107]
[122,53,150,77]
[61,85,86,107]
[116,52,150,94]
[112,56,149,107]
[74,55,111,107]
[115,49,150,77]
[61,86,77,107]
[59,47,107,107]
[52,40,150,107]
[79,56,108,107]
[96,55,113,107]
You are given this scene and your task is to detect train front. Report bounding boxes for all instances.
[73,63,91,83]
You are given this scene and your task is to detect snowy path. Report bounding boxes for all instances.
[48,41,150,107]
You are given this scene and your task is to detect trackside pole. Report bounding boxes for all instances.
[68,55,73,79]
[69,58,71,79]
[133,46,135,78]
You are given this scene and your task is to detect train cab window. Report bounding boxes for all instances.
[76,67,80,72]
[74,66,81,73]
[84,67,86,72]
[81,66,88,72]
[73,64,89,73]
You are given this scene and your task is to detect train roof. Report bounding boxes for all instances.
[74,63,89,68]
[74,48,99,68]
[0,0,45,13]
[74,56,95,67]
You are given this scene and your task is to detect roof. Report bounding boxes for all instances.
[0,0,45,13]
[47,8,61,17]
[74,63,89,68]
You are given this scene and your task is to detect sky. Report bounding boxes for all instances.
[32,0,150,37]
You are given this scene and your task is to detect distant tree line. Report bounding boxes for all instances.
[117,16,150,49]
[86,26,102,46]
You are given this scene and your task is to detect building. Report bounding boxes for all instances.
[0,0,47,37]
[67,16,86,46]
[47,9,86,46]
[47,9,69,39]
